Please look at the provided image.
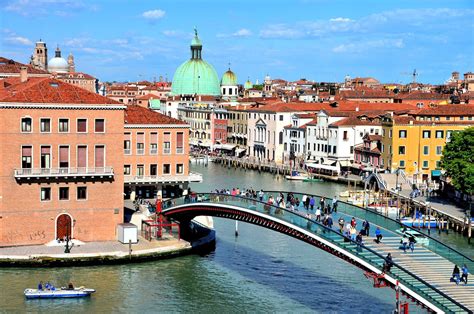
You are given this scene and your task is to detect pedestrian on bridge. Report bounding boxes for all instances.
[350,226,357,241]
[400,236,409,253]
[338,217,345,233]
[374,227,383,243]
[309,196,315,211]
[382,253,393,273]
[258,190,264,201]
[452,265,461,285]
[362,219,370,237]
[315,207,321,222]
[461,264,469,284]
[408,234,416,253]
[320,197,325,211]
[332,196,338,213]
[305,196,310,211]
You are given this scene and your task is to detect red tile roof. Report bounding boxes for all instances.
[124,105,187,125]
[0,57,50,75]
[56,72,95,80]
[413,104,474,116]
[0,77,120,104]
[330,116,382,127]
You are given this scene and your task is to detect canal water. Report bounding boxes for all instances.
[3,162,469,312]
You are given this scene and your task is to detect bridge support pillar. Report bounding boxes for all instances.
[235,220,239,237]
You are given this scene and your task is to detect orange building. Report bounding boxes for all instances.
[123,105,200,200]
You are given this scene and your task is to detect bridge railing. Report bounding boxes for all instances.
[264,190,474,272]
[165,193,468,313]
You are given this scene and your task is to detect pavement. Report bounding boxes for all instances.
[0,235,191,265]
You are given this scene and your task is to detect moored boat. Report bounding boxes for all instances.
[400,216,438,229]
[24,287,95,299]
[285,170,308,181]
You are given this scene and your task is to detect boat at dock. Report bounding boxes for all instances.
[24,287,95,299]
[400,216,438,229]
[285,170,308,181]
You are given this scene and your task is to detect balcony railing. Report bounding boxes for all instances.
[150,149,158,155]
[163,148,171,154]
[124,172,202,184]
[137,149,145,155]
[176,147,184,154]
[124,149,131,155]
[14,167,114,178]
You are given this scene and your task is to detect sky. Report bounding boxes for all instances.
[1,0,473,84]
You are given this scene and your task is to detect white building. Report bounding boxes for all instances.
[282,113,315,163]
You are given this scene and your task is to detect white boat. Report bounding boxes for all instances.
[24,287,95,299]
[400,216,438,229]
[285,170,308,181]
[368,204,399,217]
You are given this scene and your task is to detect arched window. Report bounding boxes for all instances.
[279,131,283,144]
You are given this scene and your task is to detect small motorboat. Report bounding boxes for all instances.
[285,170,308,181]
[303,177,323,182]
[24,287,95,299]
[400,216,438,229]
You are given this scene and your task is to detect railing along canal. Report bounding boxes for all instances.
[163,193,470,313]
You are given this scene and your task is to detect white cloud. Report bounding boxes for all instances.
[5,36,32,46]
[260,24,303,39]
[329,17,353,23]
[4,0,95,17]
[232,28,252,37]
[332,39,404,53]
[142,9,165,20]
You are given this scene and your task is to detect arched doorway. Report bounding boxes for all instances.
[56,214,72,240]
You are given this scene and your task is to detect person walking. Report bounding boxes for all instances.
[332,196,338,213]
[452,265,461,285]
[461,264,469,284]
[302,194,307,209]
[315,207,321,222]
[375,227,383,243]
[408,234,416,253]
[320,197,325,211]
[400,236,409,253]
[305,195,311,211]
[350,225,357,241]
[338,217,345,233]
[309,196,315,211]
[382,253,393,273]
[258,190,264,202]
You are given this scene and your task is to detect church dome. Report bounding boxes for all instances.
[244,78,253,89]
[48,47,68,73]
[221,68,237,86]
[171,29,220,96]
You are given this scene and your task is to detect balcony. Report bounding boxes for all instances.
[163,148,171,154]
[136,149,145,155]
[124,149,131,155]
[14,167,114,180]
[150,149,158,155]
[176,147,184,154]
[124,172,202,184]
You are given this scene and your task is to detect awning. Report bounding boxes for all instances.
[236,148,246,153]
[339,160,352,167]
[213,144,222,150]
[323,159,336,166]
[306,163,339,172]
[221,144,236,150]
[431,170,442,177]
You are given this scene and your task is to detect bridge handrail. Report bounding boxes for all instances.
[263,190,474,267]
[165,193,469,312]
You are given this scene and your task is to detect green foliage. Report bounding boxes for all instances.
[252,84,263,90]
[440,127,474,194]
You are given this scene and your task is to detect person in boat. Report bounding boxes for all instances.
[45,282,51,290]
[452,265,461,285]
[38,281,43,291]
[374,227,383,243]
[68,282,74,290]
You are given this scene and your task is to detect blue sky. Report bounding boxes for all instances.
[1,0,473,84]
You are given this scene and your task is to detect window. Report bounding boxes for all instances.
[59,146,69,168]
[436,146,442,155]
[22,146,32,168]
[40,187,51,201]
[177,132,184,153]
[95,119,105,133]
[399,130,407,138]
[163,132,171,154]
[137,133,144,154]
[124,165,131,175]
[150,132,158,154]
[59,119,69,132]
[389,130,392,138]
[95,145,105,168]
[176,164,184,174]
[163,164,170,174]
[399,160,405,168]
[137,165,144,176]
[422,161,429,168]
[59,187,69,200]
[436,160,441,169]
[423,146,429,155]
[40,118,51,132]
[398,146,406,155]
[333,146,336,154]
[350,146,354,154]
[40,146,51,169]
[77,187,87,200]
[343,131,348,140]
[435,130,444,139]
[422,130,431,138]
[446,130,453,141]
[279,115,284,121]
[124,133,131,154]
[150,164,157,176]
[77,119,87,133]
[21,117,32,132]
[77,145,87,169]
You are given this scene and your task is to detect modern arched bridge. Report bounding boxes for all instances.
[162,192,474,313]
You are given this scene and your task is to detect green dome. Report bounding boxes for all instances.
[171,59,221,96]
[171,28,221,96]
[244,78,253,89]
[221,69,237,86]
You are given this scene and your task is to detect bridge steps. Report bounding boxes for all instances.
[365,236,474,310]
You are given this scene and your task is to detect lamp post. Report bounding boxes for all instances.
[426,201,431,235]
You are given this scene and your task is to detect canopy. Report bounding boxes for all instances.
[431,170,442,177]
[306,162,339,172]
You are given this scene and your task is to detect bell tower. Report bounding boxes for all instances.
[30,40,48,71]
[68,52,75,73]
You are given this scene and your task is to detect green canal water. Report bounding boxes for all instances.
[2,162,470,312]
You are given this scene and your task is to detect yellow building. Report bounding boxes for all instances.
[381,105,473,183]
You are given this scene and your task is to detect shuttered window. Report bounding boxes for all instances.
[95,145,105,168]
[77,119,87,133]
[59,146,69,168]
[77,146,87,168]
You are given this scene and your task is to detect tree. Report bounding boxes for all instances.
[440,127,474,195]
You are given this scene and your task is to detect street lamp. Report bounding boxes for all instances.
[426,201,431,235]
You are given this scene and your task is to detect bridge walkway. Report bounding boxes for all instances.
[163,193,473,312]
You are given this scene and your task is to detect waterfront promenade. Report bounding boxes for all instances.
[0,235,191,266]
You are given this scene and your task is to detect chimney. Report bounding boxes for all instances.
[20,66,28,83]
